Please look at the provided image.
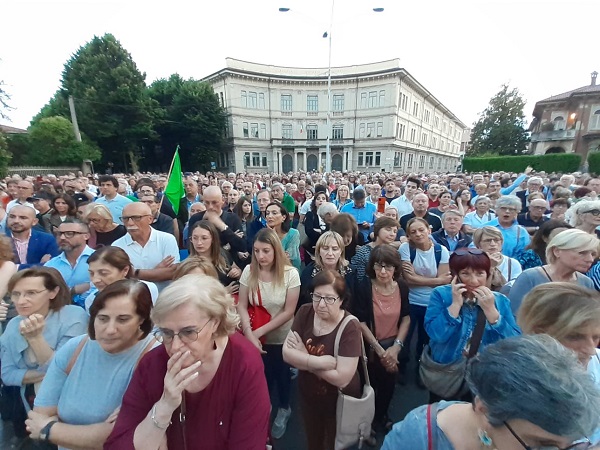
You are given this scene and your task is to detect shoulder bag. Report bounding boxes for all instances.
[333,315,375,450]
[247,286,271,344]
[419,306,486,399]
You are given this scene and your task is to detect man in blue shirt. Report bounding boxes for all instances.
[44,220,94,307]
[94,175,132,225]
[340,188,376,242]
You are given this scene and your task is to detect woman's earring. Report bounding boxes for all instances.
[478,429,493,447]
[213,340,217,350]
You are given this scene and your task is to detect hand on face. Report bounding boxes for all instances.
[162,350,202,412]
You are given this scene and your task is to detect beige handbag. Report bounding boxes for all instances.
[334,315,375,450]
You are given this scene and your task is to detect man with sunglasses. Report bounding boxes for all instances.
[44,220,93,307]
[112,202,180,292]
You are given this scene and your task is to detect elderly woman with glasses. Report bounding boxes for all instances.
[383,335,600,450]
[350,245,410,436]
[482,195,531,259]
[424,249,520,402]
[105,274,271,450]
[82,203,127,249]
[473,226,522,292]
[567,200,600,236]
[283,270,361,450]
[509,229,597,315]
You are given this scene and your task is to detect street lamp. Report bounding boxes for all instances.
[279,3,384,173]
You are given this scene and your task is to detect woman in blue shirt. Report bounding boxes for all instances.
[424,249,520,402]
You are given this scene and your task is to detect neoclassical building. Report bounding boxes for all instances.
[530,71,600,158]
[203,58,466,174]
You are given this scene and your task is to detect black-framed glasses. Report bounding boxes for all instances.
[453,248,485,256]
[584,209,600,216]
[153,319,212,345]
[504,421,591,450]
[120,215,151,223]
[310,293,339,305]
[57,231,87,238]
[373,262,395,272]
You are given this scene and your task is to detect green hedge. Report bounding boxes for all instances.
[463,154,581,173]
[587,152,600,175]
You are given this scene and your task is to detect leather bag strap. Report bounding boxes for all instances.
[65,336,89,375]
[334,314,371,387]
[467,306,487,358]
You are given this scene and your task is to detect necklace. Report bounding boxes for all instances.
[373,282,396,311]
[315,312,343,336]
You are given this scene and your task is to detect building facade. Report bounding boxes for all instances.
[203,58,466,174]
[530,71,600,159]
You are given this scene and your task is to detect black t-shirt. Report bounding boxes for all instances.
[517,213,548,228]
[95,225,127,248]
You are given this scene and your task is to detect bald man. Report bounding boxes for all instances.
[7,205,59,266]
[111,203,180,291]
[187,186,246,254]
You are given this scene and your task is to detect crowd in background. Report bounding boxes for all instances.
[0,166,598,449]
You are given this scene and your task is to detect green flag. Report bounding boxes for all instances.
[164,146,185,214]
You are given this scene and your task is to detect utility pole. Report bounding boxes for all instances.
[68,95,82,142]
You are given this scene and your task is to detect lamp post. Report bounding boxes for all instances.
[279,3,384,173]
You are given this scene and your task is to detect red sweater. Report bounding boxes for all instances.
[104,333,270,450]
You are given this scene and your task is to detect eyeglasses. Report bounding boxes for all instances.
[57,231,87,238]
[311,293,339,305]
[504,421,591,450]
[584,209,600,216]
[10,289,48,301]
[480,238,502,244]
[498,207,518,213]
[453,248,485,256]
[153,319,212,345]
[120,215,151,223]
[373,262,395,272]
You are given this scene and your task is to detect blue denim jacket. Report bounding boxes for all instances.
[424,285,521,364]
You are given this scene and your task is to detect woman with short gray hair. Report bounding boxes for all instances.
[382,334,600,450]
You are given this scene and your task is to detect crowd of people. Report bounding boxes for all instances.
[0,167,598,450]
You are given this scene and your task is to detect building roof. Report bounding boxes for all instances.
[0,124,27,134]
[203,58,467,129]
[537,84,600,103]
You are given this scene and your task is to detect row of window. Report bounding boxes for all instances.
[399,93,460,139]
[242,123,345,141]
[244,152,268,167]
[357,151,454,170]
[397,122,460,152]
[552,110,600,131]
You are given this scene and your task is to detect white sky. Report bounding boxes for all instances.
[1,0,599,130]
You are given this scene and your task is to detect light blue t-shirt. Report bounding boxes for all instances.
[34,334,157,435]
[94,194,132,225]
[399,242,450,307]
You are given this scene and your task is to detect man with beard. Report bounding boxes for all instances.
[7,205,59,266]
[112,202,180,292]
[44,220,93,307]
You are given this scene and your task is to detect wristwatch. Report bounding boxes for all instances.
[40,420,57,442]
[393,339,404,348]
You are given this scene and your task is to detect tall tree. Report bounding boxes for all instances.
[148,74,226,171]
[33,34,156,171]
[470,84,530,156]
[0,132,12,176]
[28,116,101,165]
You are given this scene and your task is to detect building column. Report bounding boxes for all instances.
[342,149,347,172]
[303,151,307,172]
[293,149,297,172]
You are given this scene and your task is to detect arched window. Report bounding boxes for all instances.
[591,110,600,130]
[553,116,565,130]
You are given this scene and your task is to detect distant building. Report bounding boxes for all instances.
[529,71,600,159]
[202,58,466,174]
[0,124,26,135]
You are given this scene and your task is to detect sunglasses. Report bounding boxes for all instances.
[453,248,485,256]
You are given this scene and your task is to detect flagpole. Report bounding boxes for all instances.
[159,145,180,210]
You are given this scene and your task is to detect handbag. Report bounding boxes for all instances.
[247,286,271,344]
[334,315,375,450]
[419,306,486,399]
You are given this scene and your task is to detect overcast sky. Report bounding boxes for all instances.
[2,0,599,131]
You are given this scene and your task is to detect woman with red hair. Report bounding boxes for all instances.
[423,249,520,402]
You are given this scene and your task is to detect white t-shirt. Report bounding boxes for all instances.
[112,228,180,292]
[497,255,522,286]
[390,195,414,218]
[84,280,159,313]
[240,265,300,345]
[300,198,313,215]
[399,242,450,306]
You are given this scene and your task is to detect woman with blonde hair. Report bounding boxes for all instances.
[172,255,219,280]
[299,231,352,308]
[509,229,597,314]
[105,274,271,449]
[566,199,600,236]
[237,228,300,439]
[83,203,126,249]
[473,226,522,291]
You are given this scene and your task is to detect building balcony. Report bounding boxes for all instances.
[272,138,355,148]
[281,111,292,116]
[530,129,576,143]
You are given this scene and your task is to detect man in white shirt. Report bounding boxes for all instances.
[390,176,421,218]
[112,202,180,291]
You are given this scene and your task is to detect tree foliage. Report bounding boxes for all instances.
[32,34,156,172]
[470,84,530,156]
[27,116,101,165]
[0,132,12,176]
[148,74,225,171]
[463,153,580,173]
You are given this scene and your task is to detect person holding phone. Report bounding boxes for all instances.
[424,249,520,402]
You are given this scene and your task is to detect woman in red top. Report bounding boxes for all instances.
[104,274,270,450]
